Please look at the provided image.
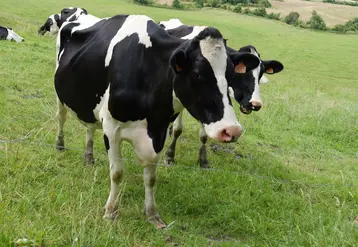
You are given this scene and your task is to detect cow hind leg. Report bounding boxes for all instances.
[84,127,96,164]
[103,131,124,221]
[198,124,210,168]
[165,111,183,166]
[56,98,67,151]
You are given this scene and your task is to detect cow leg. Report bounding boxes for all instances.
[198,123,209,168]
[103,127,123,221]
[165,111,183,166]
[84,127,96,164]
[130,127,166,229]
[143,163,166,229]
[56,98,67,151]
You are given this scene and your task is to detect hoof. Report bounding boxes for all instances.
[165,151,175,166]
[84,153,95,165]
[56,136,65,151]
[199,160,210,169]
[147,215,167,229]
[103,210,117,221]
[164,157,174,166]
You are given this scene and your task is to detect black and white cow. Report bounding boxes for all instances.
[55,14,260,228]
[0,26,24,42]
[158,19,284,168]
[38,7,99,35]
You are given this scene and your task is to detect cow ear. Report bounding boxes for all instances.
[229,52,260,74]
[262,60,284,74]
[54,14,60,22]
[82,8,88,14]
[170,49,187,74]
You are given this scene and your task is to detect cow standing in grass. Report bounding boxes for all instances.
[0,26,24,42]
[54,14,260,228]
[38,7,100,36]
[159,18,284,168]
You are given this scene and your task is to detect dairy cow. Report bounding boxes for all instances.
[159,19,284,168]
[55,14,260,227]
[0,26,24,42]
[38,7,99,35]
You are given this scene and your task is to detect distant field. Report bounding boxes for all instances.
[269,0,358,26]
[1,0,358,246]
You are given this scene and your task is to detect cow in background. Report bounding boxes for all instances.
[159,18,284,168]
[38,7,99,35]
[0,26,24,42]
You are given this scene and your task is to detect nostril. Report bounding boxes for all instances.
[220,128,232,142]
[251,100,262,108]
[218,126,242,142]
[252,105,261,111]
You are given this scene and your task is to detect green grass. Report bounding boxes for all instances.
[1,0,358,246]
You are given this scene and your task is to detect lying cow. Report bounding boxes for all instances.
[0,26,24,42]
[159,18,284,168]
[55,14,260,228]
[38,7,99,35]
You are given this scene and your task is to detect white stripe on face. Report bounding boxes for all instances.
[199,37,242,139]
[249,48,262,106]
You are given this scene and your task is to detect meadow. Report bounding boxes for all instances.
[0,0,358,246]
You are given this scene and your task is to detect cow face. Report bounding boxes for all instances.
[170,28,260,143]
[38,7,88,36]
[6,28,24,42]
[232,45,283,114]
[58,7,88,26]
[38,14,60,35]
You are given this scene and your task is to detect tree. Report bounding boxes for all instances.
[172,0,183,8]
[307,10,326,30]
[252,7,267,17]
[233,5,242,13]
[284,12,300,25]
[194,0,204,8]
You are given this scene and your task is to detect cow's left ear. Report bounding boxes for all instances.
[262,60,284,74]
[229,52,260,74]
[170,49,187,74]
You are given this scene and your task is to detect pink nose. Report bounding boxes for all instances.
[217,126,242,142]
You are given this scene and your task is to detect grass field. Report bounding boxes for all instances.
[1,0,358,246]
[268,0,358,27]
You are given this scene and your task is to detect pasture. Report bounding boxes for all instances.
[268,0,358,27]
[0,0,358,246]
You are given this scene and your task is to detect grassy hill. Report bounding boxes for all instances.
[0,0,358,246]
[268,0,358,27]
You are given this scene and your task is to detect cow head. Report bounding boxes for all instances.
[230,45,284,114]
[6,27,24,42]
[38,7,88,36]
[38,14,60,35]
[170,28,260,143]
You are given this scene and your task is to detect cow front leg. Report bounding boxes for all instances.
[143,164,166,229]
[103,133,123,221]
[84,127,96,164]
[198,124,209,168]
[165,111,183,166]
[56,97,67,151]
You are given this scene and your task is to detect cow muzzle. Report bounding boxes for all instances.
[217,126,242,143]
[240,100,262,114]
[38,28,46,36]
